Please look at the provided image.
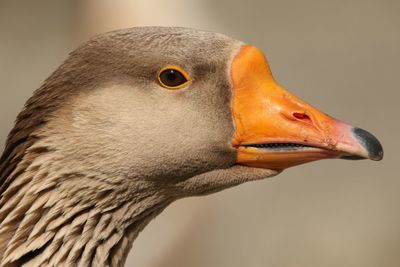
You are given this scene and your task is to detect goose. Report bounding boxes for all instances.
[0,27,383,267]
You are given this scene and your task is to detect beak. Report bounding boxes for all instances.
[231,45,383,171]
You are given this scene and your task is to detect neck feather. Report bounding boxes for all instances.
[0,143,170,267]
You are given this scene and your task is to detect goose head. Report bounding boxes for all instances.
[0,27,383,266]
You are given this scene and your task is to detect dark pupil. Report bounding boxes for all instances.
[160,69,187,87]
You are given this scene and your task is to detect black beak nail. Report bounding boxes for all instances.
[351,127,384,161]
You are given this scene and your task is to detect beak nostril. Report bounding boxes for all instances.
[293,112,312,123]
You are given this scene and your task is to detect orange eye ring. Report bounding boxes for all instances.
[157,66,192,90]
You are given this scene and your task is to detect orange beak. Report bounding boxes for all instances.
[231,45,383,171]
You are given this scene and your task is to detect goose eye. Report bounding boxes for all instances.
[158,66,190,89]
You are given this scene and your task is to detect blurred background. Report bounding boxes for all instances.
[0,0,399,266]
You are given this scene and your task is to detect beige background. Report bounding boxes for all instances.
[1,1,399,266]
